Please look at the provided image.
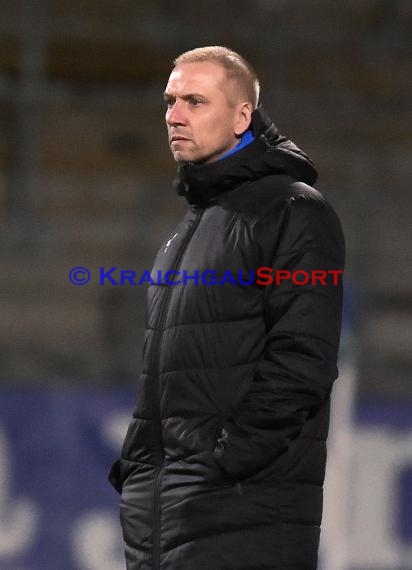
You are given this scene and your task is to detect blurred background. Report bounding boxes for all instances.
[0,1,411,568]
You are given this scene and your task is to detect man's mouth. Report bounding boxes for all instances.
[170,136,190,143]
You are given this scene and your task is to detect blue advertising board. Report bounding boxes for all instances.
[1,386,412,569]
[0,387,134,570]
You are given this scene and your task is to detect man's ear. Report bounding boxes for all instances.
[234,102,253,136]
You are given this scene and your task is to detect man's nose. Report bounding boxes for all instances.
[166,102,187,126]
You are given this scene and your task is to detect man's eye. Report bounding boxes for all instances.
[190,98,202,106]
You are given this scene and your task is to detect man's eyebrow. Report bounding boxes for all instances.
[163,92,207,101]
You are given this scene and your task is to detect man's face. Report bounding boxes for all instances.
[164,61,247,164]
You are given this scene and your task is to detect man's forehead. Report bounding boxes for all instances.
[165,61,227,93]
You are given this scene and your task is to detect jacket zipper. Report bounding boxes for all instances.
[151,206,203,570]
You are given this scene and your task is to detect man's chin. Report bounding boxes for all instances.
[173,151,200,164]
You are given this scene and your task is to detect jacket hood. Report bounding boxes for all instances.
[173,104,318,206]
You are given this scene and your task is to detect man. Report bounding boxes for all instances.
[109,46,345,570]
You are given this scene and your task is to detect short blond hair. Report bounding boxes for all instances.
[173,46,260,109]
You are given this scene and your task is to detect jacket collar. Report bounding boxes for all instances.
[173,105,317,207]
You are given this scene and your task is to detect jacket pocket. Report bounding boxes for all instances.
[233,397,330,485]
[108,458,123,494]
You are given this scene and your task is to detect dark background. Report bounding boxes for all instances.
[0,0,411,397]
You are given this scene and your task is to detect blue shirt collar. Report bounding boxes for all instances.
[217,129,255,161]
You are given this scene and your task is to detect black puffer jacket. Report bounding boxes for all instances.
[109,105,345,570]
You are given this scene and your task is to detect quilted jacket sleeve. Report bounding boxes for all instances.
[214,190,345,480]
